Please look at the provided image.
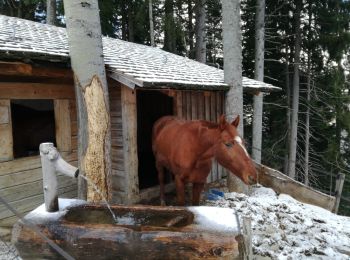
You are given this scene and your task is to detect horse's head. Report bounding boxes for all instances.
[214,115,257,185]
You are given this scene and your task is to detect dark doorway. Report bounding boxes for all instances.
[11,99,56,158]
[137,90,174,189]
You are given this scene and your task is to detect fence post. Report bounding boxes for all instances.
[334,173,345,214]
[241,217,253,259]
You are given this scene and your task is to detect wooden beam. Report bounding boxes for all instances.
[255,162,336,211]
[121,85,139,204]
[0,100,13,162]
[54,100,72,152]
[0,62,32,76]
[0,61,73,79]
[0,82,74,99]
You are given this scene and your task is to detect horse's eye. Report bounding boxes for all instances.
[225,142,233,148]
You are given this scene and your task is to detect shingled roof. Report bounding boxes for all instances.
[0,15,280,92]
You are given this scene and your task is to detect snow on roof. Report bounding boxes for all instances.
[0,15,280,92]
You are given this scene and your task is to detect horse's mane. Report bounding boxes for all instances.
[198,120,219,129]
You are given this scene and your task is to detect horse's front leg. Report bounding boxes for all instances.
[192,183,205,206]
[175,176,185,206]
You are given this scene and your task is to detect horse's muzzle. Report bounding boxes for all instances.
[248,175,257,185]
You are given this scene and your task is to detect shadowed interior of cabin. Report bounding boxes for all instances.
[137,90,174,189]
[11,99,56,158]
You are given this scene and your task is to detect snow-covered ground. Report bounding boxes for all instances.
[206,186,350,259]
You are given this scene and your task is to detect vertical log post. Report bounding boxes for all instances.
[334,173,345,214]
[40,143,79,212]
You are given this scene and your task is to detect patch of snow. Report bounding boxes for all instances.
[206,186,350,259]
[188,206,240,234]
[24,198,86,224]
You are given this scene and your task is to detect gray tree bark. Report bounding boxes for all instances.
[222,0,247,194]
[63,0,112,202]
[304,62,311,186]
[288,0,302,179]
[304,1,312,186]
[46,0,56,25]
[149,0,155,46]
[252,0,265,163]
[164,0,177,53]
[194,0,206,63]
[188,0,194,58]
[283,54,291,175]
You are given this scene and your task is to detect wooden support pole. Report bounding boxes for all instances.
[334,173,345,214]
[40,143,79,212]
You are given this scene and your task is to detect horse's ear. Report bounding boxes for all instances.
[219,115,227,130]
[231,115,240,128]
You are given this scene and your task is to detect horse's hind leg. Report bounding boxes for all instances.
[156,161,166,206]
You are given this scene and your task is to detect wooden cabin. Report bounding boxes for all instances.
[0,15,279,230]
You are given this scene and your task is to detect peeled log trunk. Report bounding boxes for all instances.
[288,0,302,179]
[252,0,265,163]
[222,0,247,194]
[63,0,112,202]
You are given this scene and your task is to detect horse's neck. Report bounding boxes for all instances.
[197,126,220,160]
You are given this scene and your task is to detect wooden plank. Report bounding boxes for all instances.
[176,91,183,118]
[0,186,77,220]
[0,83,74,99]
[255,163,336,211]
[0,168,42,188]
[182,91,186,118]
[0,100,13,162]
[197,92,205,120]
[0,62,32,76]
[54,100,72,152]
[204,92,211,121]
[121,85,139,203]
[0,152,77,176]
[0,175,76,203]
[210,92,216,123]
[191,91,198,119]
[186,91,191,120]
[0,62,73,79]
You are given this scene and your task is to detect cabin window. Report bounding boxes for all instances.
[11,100,56,158]
[137,90,174,189]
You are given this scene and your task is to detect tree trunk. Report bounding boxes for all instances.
[121,1,128,40]
[188,0,194,58]
[194,0,206,63]
[304,1,312,186]
[288,0,302,179]
[164,0,177,53]
[283,54,291,175]
[149,0,155,46]
[252,0,265,163]
[222,0,247,194]
[128,2,135,42]
[63,0,112,202]
[304,62,311,186]
[46,0,56,25]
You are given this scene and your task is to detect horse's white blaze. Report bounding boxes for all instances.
[234,136,249,156]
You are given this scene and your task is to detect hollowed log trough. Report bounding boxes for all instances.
[12,199,244,259]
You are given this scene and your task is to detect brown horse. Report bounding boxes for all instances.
[152,115,257,206]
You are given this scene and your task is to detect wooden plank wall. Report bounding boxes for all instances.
[108,82,128,204]
[0,84,78,228]
[175,90,227,183]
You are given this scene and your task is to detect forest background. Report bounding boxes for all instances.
[1,0,349,215]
